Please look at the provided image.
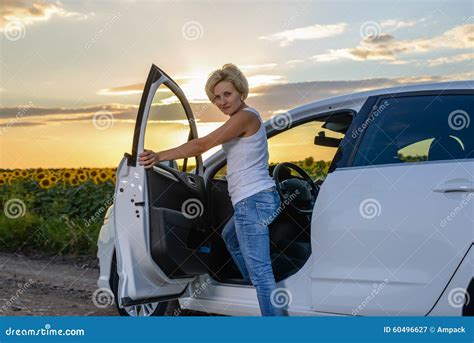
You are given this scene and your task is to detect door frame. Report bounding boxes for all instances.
[114,64,206,308]
[126,64,203,175]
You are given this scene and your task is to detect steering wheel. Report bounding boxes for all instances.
[272,162,319,214]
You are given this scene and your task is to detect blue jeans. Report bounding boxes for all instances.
[221,186,285,316]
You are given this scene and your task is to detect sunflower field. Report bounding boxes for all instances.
[0,168,116,256]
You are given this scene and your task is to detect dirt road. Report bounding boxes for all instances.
[0,252,117,316]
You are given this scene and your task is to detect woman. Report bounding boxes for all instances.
[138,63,284,316]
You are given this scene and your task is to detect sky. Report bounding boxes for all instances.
[0,0,473,168]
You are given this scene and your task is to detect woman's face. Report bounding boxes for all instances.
[212,81,243,116]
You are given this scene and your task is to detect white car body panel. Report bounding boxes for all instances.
[309,161,473,315]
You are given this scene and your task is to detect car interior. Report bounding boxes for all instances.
[144,111,354,285]
[206,111,354,284]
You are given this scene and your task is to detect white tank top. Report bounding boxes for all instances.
[222,107,276,207]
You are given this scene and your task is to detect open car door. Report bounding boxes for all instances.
[114,64,210,308]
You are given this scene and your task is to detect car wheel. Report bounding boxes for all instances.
[110,254,182,316]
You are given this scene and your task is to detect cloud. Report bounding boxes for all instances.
[4,72,471,128]
[0,104,138,120]
[427,52,474,67]
[98,83,145,96]
[380,18,420,30]
[0,0,90,31]
[244,72,472,118]
[286,59,305,65]
[259,22,347,47]
[2,121,46,128]
[247,74,286,88]
[311,23,474,62]
[100,73,287,101]
[240,63,278,72]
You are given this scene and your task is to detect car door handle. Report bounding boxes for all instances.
[432,182,474,193]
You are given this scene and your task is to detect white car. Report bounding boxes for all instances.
[97,64,473,316]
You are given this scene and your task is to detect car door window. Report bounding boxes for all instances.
[213,119,344,180]
[353,94,473,167]
[144,84,196,172]
[267,121,343,180]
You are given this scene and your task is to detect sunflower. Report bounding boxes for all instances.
[61,169,73,179]
[35,172,47,181]
[98,171,108,183]
[77,173,87,182]
[69,178,79,186]
[88,169,99,178]
[5,173,14,182]
[39,177,53,189]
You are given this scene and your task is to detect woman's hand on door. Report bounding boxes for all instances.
[138,149,160,169]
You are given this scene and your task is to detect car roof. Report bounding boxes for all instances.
[289,79,473,116]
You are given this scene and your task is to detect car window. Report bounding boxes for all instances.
[144,84,195,172]
[213,119,344,180]
[353,94,473,167]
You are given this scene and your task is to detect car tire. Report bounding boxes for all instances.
[462,278,473,316]
[110,253,182,316]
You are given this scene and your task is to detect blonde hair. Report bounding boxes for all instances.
[205,63,249,103]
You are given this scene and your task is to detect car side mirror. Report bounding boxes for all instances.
[314,131,341,147]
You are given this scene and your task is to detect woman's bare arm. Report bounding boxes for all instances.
[138,110,256,168]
